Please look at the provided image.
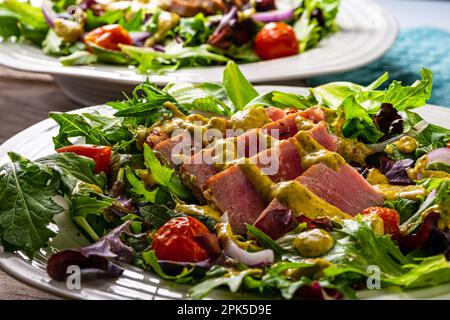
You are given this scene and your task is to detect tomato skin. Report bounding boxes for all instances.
[361,207,400,240]
[56,145,111,174]
[84,24,132,51]
[254,22,299,60]
[152,216,211,263]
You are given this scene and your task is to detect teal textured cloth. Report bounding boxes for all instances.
[310,28,450,108]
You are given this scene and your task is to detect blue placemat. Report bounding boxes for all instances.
[310,28,450,108]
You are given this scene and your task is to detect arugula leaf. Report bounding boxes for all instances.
[120,43,229,74]
[0,152,62,256]
[140,204,181,229]
[176,13,213,46]
[49,112,132,149]
[108,80,188,127]
[246,225,287,258]
[339,96,384,143]
[49,112,110,148]
[222,61,259,111]
[124,166,158,203]
[82,112,133,145]
[255,262,315,299]
[384,198,420,224]
[142,250,194,282]
[143,144,192,200]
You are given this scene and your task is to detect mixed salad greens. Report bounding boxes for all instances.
[0,0,339,72]
[0,62,449,300]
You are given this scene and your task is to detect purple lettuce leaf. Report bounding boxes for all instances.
[47,221,135,281]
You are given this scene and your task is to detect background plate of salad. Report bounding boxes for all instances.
[0,62,449,300]
[0,0,397,88]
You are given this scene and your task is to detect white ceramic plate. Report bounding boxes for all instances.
[1,85,449,300]
[0,0,397,105]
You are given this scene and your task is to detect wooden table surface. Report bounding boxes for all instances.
[0,67,81,300]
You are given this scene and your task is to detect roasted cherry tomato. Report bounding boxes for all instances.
[254,22,299,60]
[362,206,400,240]
[84,24,132,51]
[56,145,111,174]
[152,216,211,263]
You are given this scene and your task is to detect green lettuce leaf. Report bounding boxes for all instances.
[0,7,20,38]
[402,110,450,157]
[59,50,97,66]
[37,152,107,189]
[245,90,315,109]
[119,9,144,31]
[293,0,339,52]
[1,0,49,44]
[190,267,261,300]
[166,82,231,116]
[339,96,384,143]
[143,144,192,201]
[222,61,259,111]
[85,9,124,31]
[383,68,433,111]
[311,68,432,113]
[324,218,450,289]
[0,152,63,256]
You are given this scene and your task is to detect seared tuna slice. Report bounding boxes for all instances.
[297,163,385,215]
[204,166,269,234]
[184,121,335,196]
[255,163,384,238]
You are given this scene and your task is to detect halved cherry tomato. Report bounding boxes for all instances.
[84,24,132,51]
[361,206,400,240]
[56,145,111,174]
[152,216,211,263]
[254,22,299,60]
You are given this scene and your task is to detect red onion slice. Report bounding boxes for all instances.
[129,31,152,46]
[41,0,58,29]
[223,237,274,267]
[252,9,294,23]
[427,147,450,166]
[416,189,437,216]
